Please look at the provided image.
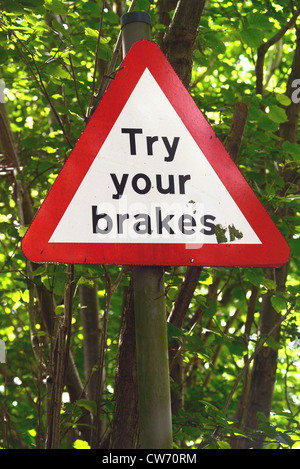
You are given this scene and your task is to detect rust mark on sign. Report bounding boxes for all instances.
[215,223,243,244]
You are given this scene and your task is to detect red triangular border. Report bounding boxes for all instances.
[22,40,290,267]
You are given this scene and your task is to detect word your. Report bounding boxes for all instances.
[291,79,300,104]
[110,173,191,199]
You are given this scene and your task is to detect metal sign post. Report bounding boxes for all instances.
[121,12,173,450]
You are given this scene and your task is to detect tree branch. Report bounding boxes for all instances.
[256,7,300,94]
[90,0,139,116]
[168,266,202,329]
[162,0,206,89]
[225,101,250,162]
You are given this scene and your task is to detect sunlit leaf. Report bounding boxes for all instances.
[268,105,288,123]
[73,439,91,449]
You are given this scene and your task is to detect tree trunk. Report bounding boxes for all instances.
[110,285,138,449]
[237,265,289,449]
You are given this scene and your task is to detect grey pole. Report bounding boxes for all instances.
[121,11,152,56]
[121,12,173,450]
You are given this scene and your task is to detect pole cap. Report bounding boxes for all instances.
[121,11,151,28]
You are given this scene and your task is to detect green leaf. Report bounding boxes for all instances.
[104,10,120,25]
[135,0,151,9]
[261,278,277,290]
[75,399,97,416]
[258,421,277,438]
[73,439,91,449]
[77,276,95,288]
[81,1,102,17]
[50,19,71,41]
[271,295,286,313]
[167,286,178,301]
[18,226,28,237]
[0,222,18,239]
[225,336,247,357]
[44,0,68,15]
[282,141,300,162]
[267,105,288,123]
[98,42,113,61]
[248,12,271,30]
[84,27,99,38]
[36,330,48,338]
[217,440,231,449]
[41,269,68,296]
[167,322,185,340]
[204,301,217,319]
[257,111,278,131]
[55,304,64,315]
[240,27,264,48]
[276,94,292,107]
[245,268,265,286]
[265,336,282,350]
[204,32,226,54]
[245,270,278,290]
[45,62,70,80]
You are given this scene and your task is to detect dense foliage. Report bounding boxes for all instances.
[0,0,299,449]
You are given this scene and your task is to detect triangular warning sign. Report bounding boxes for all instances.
[22,40,290,267]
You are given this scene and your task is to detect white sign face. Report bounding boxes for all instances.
[49,68,261,246]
